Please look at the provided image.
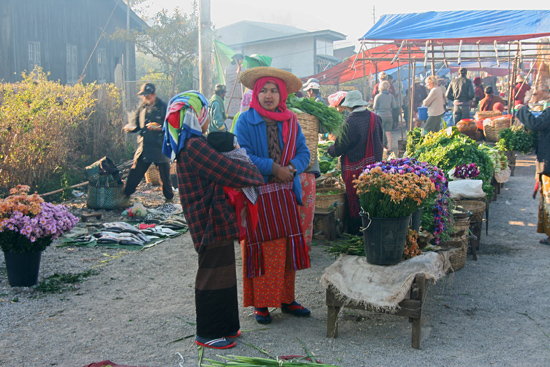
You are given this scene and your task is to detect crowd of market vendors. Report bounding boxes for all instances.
[120,55,549,351]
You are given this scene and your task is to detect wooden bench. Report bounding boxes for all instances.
[326,273,427,349]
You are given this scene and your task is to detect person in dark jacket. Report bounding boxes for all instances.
[516,105,550,245]
[328,90,384,235]
[446,67,475,124]
[123,83,174,202]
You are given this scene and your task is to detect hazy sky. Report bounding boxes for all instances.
[143,1,543,50]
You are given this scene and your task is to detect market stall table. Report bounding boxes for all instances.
[321,252,450,349]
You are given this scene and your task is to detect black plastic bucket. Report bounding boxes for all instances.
[4,251,42,287]
[410,207,423,233]
[361,214,410,265]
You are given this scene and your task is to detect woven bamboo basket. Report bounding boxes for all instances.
[483,116,511,142]
[452,217,471,238]
[448,239,468,271]
[316,187,346,222]
[297,113,319,171]
[145,165,161,186]
[455,200,485,223]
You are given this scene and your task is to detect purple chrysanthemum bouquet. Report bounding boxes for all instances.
[0,185,79,253]
[361,158,452,244]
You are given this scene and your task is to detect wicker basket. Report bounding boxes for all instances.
[448,239,468,271]
[316,187,346,222]
[455,200,485,223]
[145,165,161,186]
[474,111,502,121]
[297,113,319,171]
[483,116,511,142]
[452,217,471,238]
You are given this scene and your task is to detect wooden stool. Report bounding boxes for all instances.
[313,208,337,241]
[326,274,426,349]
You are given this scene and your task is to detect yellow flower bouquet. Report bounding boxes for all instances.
[354,166,436,218]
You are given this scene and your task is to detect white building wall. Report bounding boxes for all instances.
[241,37,316,78]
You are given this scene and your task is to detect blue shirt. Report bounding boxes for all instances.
[234,108,310,205]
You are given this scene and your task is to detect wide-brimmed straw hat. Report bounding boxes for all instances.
[239,67,302,94]
[341,90,368,108]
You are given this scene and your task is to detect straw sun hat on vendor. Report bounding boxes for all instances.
[239,66,302,94]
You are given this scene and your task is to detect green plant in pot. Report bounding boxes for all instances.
[354,166,436,265]
[0,185,79,286]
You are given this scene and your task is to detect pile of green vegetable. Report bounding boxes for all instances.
[496,126,538,154]
[326,234,365,256]
[287,94,343,134]
[409,127,495,199]
[406,128,423,155]
[318,141,340,174]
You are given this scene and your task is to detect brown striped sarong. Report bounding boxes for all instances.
[195,239,239,339]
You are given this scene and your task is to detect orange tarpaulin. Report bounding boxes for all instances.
[303,44,425,85]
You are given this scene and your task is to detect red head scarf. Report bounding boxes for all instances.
[249,76,292,122]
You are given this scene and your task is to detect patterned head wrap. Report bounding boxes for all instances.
[163,91,209,159]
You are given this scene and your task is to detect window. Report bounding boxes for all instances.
[28,42,41,71]
[66,44,78,84]
[97,48,107,83]
[316,39,333,56]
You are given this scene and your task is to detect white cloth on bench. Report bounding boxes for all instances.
[321,252,450,312]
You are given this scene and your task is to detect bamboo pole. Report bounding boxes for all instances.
[507,43,513,113]
[397,60,404,140]
[407,45,413,130]
[431,41,435,76]
[410,62,416,131]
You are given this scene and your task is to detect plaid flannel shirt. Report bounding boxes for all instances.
[176,136,264,251]
[328,109,384,163]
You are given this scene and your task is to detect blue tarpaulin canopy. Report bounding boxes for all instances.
[361,10,550,43]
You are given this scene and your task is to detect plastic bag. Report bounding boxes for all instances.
[494,166,511,183]
[122,199,148,217]
[448,179,485,199]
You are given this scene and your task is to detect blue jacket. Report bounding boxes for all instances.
[235,108,310,205]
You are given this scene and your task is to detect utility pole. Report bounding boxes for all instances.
[199,0,212,97]
[125,0,131,111]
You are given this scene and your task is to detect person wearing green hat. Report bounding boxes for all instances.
[208,84,228,133]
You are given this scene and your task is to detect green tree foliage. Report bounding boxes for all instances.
[0,68,129,196]
[113,5,198,97]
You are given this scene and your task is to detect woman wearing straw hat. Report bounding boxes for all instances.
[235,66,312,325]
[163,91,264,349]
[328,90,384,235]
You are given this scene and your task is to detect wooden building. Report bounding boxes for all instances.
[0,0,146,84]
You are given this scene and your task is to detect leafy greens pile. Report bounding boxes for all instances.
[410,127,495,199]
[287,94,343,134]
[496,126,538,154]
[317,141,339,174]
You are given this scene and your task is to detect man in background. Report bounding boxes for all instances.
[446,67,475,124]
[303,81,328,105]
[208,84,228,133]
[123,83,174,203]
[224,54,244,125]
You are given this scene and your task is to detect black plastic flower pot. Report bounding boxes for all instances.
[361,213,410,265]
[3,251,42,287]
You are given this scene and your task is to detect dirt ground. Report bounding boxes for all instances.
[1,151,550,367]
